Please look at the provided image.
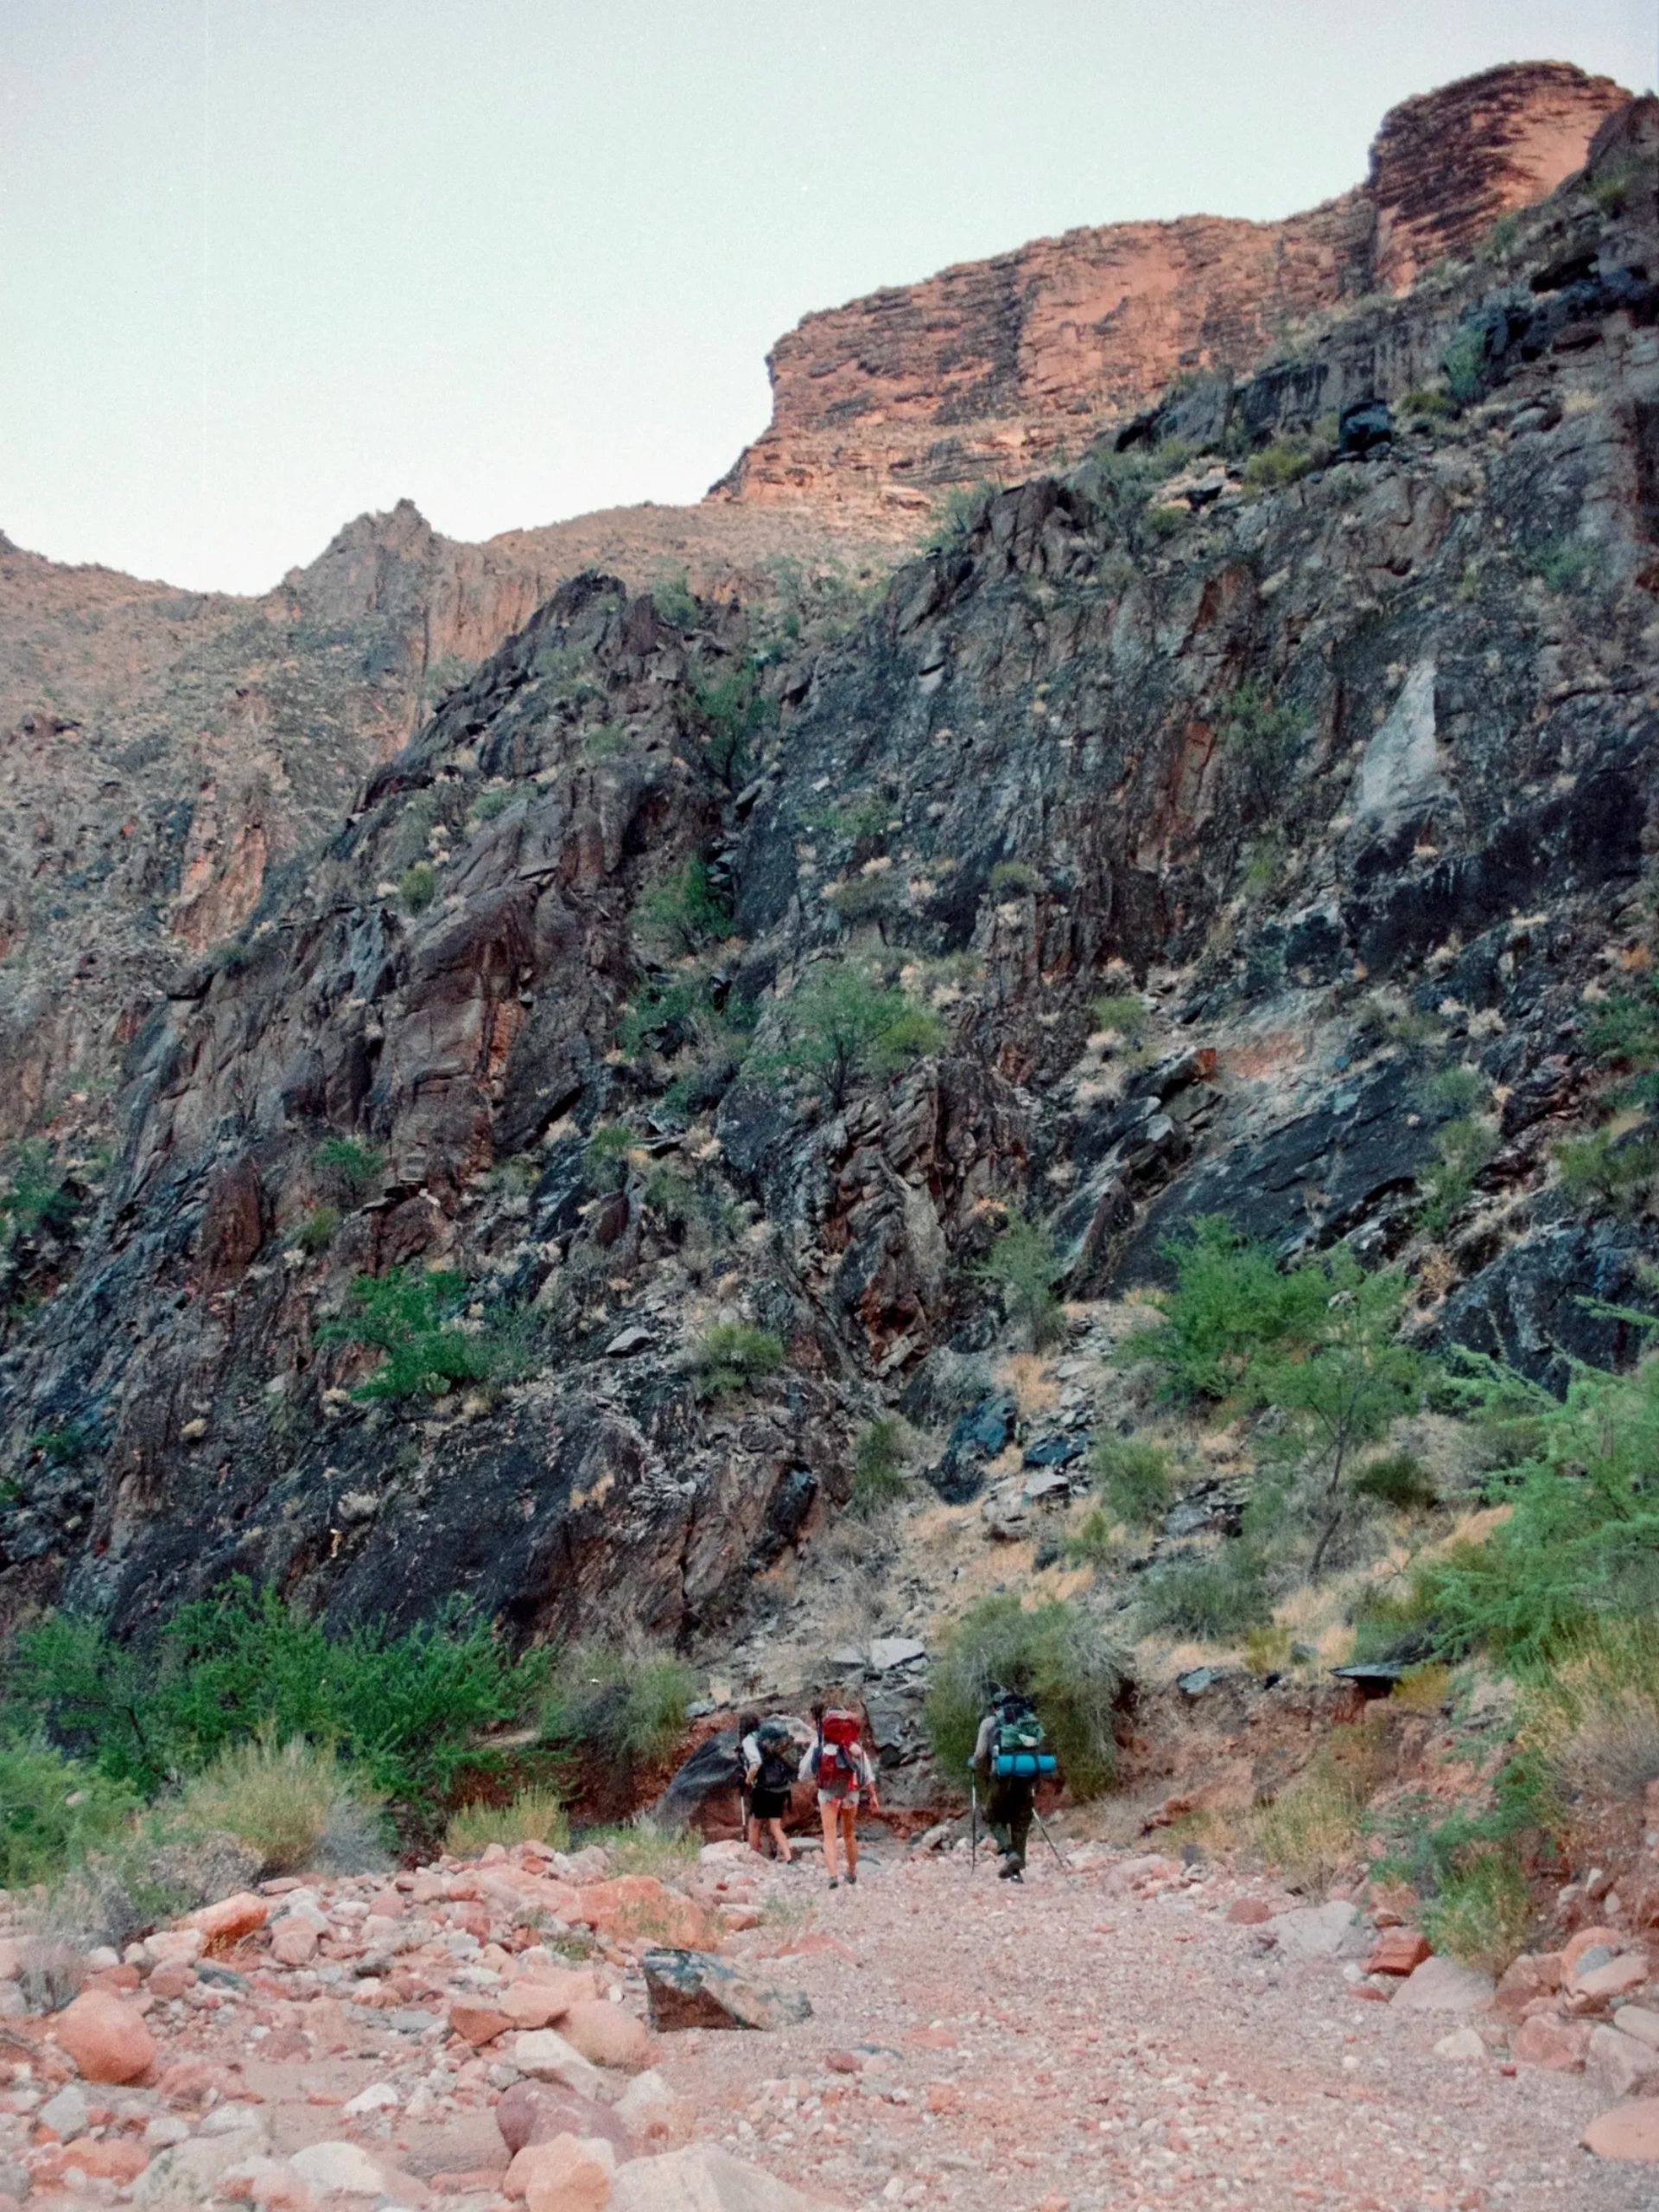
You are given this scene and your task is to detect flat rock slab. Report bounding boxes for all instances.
[1585,2099,1659,2161]
[611,2142,849,2209]
[1391,1955,1496,2013]
[642,1948,812,2033]
[1268,1902,1368,1960]
[866,1637,926,1672]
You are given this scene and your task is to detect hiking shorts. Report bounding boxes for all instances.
[818,1787,862,1814]
[750,1784,790,1820]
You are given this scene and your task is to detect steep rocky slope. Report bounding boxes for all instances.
[3,94,1655,1651]
[0,500,895,1146]
[711,60,1628,520]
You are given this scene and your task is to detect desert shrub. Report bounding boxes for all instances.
[1554,1127,1659,1213]
[688,659,772,787]
[1525,1618,1659,1800]
[292,1204,340,1256]
[1417,1115,1499,1233]
[1060,1505,1120,1570]
[801,791,893,851]
[398,861,439,914]
[583,1816,699,1877]
[1402,386,1457,420]
[421,652,476,705]
[582,722,630,761]
[1249,1753,1368,1891]
[651,567,700,627]
[0,1742,137,1888]
[638,858,730,953]
[1422,1847,1531,1974]
[6,1580,550,1830]
[924,482,996,556]
[29,1421,97,1469]
[171,1734,387,1876]
[315,1136,383,1200]
[320,1268,515,1401]
[29,1822,262,1957]
[1242,435,1315,492]
[924,1592,1126,1797]
[582,1122,639,1192]
[694,1323,785,1398]
[757,960,944,1109]
[1352,1452,1438,1510]
[532,642,601,703]
[976,1210,1065,1351]
[549,1644,696,1781]
[1091,992,1148,1042]
[1122,1216,1329,1402]
[850,1416,909,1514]
[0,1139,79,1248]
[1218,682,1306,806]
[988,860,1045,897]
[1090,1435,1172,1525]
[1441,326,1488,408]
[444,1784,569,1858]
[824,874,899,931]
[1418,1064,1487,1116]
[1139,1546,1272,1639]
[469,785,517,822]
[1527,538,1605,594]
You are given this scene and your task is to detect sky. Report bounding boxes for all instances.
[3,2,1655,595]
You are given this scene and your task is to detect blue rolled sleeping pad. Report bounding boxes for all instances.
[993,1751,1057,1777]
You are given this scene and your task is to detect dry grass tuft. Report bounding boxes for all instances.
[444,1785,569,1859]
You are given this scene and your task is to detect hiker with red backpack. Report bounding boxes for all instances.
[800,1690,880,1888]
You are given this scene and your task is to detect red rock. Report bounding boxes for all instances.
[570,1878,721,1950]
[156,2059,244,2105]
[60,2136,149,2183]
[1585,2100,1659,2160]
[1365,1929,1431,1977]
[1225,1899,1273,1926]
[1493,1953,1563,2021]
[148,1964,195,2000]
[557,1999,651,2073]
[270,1921,318,1967]
[1564,1925,1625,1974]
[1573,1954,1649,2004]
[1513,2014,1592,2071]
[494,2082,631,2159]
[449,2000,514,2046]
[184,1892,270,1948]
[51,1990,157,2084]
[499,1972,597,2030]
[1590,2024,1659,2100]
[508,2133,615,2212]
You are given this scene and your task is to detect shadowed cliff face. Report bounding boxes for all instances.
[2,96,1656,1656]
[709,61,1629,521]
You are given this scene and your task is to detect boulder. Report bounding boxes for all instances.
[449,1999,514,2045]
[1613,2005,1659,2051]
[270,1921,318,1967]
[926,1395,1015,1504]
[1584,2101,1659,2161]
[289,2142,387,2196]
[1433,2027,1486,2062]
[1513,2013,1592,2070]
[1390,1955,1495,2013]
[512,2029,607,2099]
[613,2068,687,2144]
[610,2144,848,2210]
[183,1892,269,1948]
[1268,1902,1367,1960]
[866,1637,926,1673]
[52,1988,158,2083]
[135,2127,270,2204]
[642,1948,811,2033]
[1493,1951,1562,2020]
[507,2133,616,2212]
[500,1969,599,2028]
[573,1877,721,1949]
[558,1999,652,2072]
[1589,2024,1659,2100]
[60,2136,150,2183]
[1572,1953,1649,2005]
[495,2081,631,2159]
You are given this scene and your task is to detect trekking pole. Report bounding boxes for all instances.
[969,1776,978,1872]
[1031,1801,1071,1874]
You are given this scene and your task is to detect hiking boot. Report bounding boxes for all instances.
[828,1876,840,1889]
[846,1867,857,1886]
[998,1854,1023,1880]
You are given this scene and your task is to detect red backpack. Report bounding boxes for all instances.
[817,1708,862,1788]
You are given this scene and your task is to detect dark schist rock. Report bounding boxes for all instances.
[925,1393,1016,1503]
[1440,1222,1659,1392]
[641,1949,811,2032]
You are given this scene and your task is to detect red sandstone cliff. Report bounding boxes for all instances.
[709,60,1630,518]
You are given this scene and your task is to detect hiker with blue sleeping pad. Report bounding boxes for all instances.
[971,1688,1057,1880]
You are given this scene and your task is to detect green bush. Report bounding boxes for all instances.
[1442,327,1487,408]
[1242,436,1315,492]
[1421,1847,1532,1974]
[1060,1505,1121,1571]
[651,567,700,627]
[1122,1217,1330,1402]
[1417,1115,1499,1235]
[29,1821,262,1959]
[1527,539,1605,594]
[0,1743,137,1888]
[1219,682,1306,806]
[976,1210,1065,1351]
[988,861,1045,897]
[1091,1436,1172,1526]
[639,858,731,953]
[850,1417,909,1515]
[924,1592,1125,1797]
[688,660,772,787]
[824,874,899,931]
[444,1785,569,1858]
[549,1643,696,1780]
[171,1734,387,1876]
[1417,1065,1487,1116]
[1353,1452,1438,1511]
[5,1580,550,1832]
[0,1140,79,1248]
[469,786,518,822]
[532,642,601,704]
[924,483,996,556]
[292,1204,340,1256]
[29,1421,97,1469]
[694,1323,785,1399]
[319,1268,516,1401]
[582,1122,639,1192]
[584,1817,699,1876]
[1554,1128,1659,1213]
[398,861,439,914]
[1138,1547,1272,1639]
[582,723,630,761]
[758,960,944,1110]
[1091,992,1148,1042]
[1401,386,1457,421]
[315,1136,384,1200]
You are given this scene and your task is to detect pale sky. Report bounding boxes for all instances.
[3,1,1654,595]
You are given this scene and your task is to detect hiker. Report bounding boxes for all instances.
[735,1710,761,1847]
[742,1712,798,1864]
[972,1687,1054,1880]
[801,1688,879,1888]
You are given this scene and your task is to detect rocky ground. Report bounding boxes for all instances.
[3,1828,1658,2211]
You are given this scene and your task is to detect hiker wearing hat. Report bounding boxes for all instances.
[741,1711,798,1864]
[971,1688,1053,1880]
[800,1689,879,1888]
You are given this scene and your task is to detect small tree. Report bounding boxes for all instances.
[760,961,944,1110]
[319,1268,499,1401]
[638,859,730,954]
[977,1210,1065,1350]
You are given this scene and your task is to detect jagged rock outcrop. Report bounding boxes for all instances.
[710,61,1628,519]
[3,92,1657,1652]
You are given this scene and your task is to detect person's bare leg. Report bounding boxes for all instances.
[843,1802,859,1881]
[820,1800,841,1881]
[747,1815,766,1858]
[769,1817,792,1864]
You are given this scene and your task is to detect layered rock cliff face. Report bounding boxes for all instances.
[3,96,1655,1651]
[0,499,893,1144]
[710,61,1629,519]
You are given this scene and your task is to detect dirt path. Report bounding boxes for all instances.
[676,1841,1650,2212]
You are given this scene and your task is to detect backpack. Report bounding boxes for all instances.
[755,1719,795,1795]
[991,1700,1056,1777]
[816,1707,863,1789]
